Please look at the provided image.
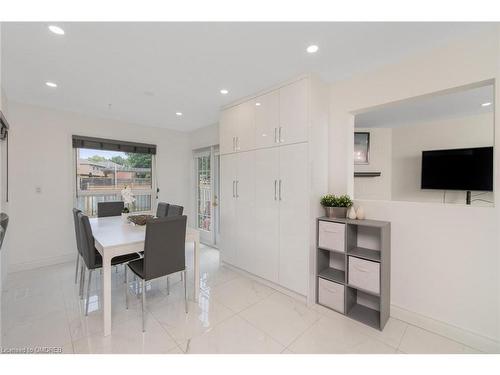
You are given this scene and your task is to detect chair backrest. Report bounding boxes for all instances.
[156,202,169,218]
[77,212,100,269]
[0,212,9,250]
[72,208,82,255]
[97,201,124,218]
[166,204,184,217]
[144,215,187,281]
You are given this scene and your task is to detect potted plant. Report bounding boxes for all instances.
[121,185,135,222]
[320,194,353,218]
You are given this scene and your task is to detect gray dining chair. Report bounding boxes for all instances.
[72,208,83,291]
[156,202,169,218]
[77,212,141,315]
[166,204,184,217]
[125,215,188,332]
[97,201,124,218]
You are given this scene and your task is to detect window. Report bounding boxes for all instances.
[354,132,370,165]
[73,136,156,216]
[196,153,211,231]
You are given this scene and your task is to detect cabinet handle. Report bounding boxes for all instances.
[232,137,235,151]
[279,127,282,143]
[236,180,239,198]
[274,128,278,143]
[274,180,277,200]
[278,179,282,201]
[353,265,369,273]
[236,137,239,150]
[232,180,235,197]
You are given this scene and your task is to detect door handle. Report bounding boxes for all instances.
[232,137,235,151]
[279,127,283,143]
[232,180,235,198]
[278,179,282,201]
[274,180,277,200]
[236,137,239,150]
[236,180,239,198]
[274,128,278,143]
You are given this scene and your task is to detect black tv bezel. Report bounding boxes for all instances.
[420,146,493,192]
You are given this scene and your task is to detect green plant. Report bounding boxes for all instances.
[122,207,130,214]
[320,194,353,208]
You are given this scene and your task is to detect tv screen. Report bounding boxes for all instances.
[421,147,493,191]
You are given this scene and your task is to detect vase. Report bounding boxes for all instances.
[347,207,357,220]
[325,207,347,218]
[121,213,130,222]
[356,207,365,220]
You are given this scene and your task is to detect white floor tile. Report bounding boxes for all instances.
[211,276,275,313]
[240,292,320,346]
[398,325,481,354]
[185,315,284,354]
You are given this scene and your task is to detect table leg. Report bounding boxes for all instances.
[103,254,112,336]
[194,238,200,302]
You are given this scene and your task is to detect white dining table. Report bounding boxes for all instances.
[89,215,200,336]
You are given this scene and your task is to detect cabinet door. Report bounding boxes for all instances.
[219,107,238,155]
[235,151,256,271]
[279,79,308,145]
[254,90,280,149]
[235,101,255,152]
[254,148,280,282]
[278,143,309,295]
[219,154,238,265]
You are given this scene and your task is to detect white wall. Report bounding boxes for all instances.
[189,123,219,151]
[354,127,392,200]
[329,28,500,349]
[6,101,191,272]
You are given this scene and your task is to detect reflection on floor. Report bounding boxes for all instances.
[1,244,481,354]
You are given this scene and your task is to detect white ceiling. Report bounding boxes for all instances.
[355,84,494,128]
[2,22,495,131]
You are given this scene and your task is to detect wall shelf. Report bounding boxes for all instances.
[347,247,381,262]
[347,303,381,330]
[319,268,345,284]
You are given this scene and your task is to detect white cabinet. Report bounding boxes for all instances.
[255,90,280,148]
[254,147,280,282]
[235,151,256,271]
[219,154,238,264]
[220,102,255,154]
[278,143,309,295]
[219,106,238,155]
[279,79,308,145]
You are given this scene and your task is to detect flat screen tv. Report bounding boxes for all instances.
[421,146,493,191]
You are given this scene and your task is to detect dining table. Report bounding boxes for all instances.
[89,215,200,336]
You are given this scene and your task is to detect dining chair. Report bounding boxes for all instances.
[97,201,124,218]
[156,202,169,218]
[125,215,188,332]
[72,208,83,291]
[77,212,141,315]
[166,204,184,217]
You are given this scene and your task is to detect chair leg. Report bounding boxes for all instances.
[166,276,170,295]
[85,269,93,316]
[184,270,188,314]
[141,279,146,332]
[125,266,129,310]
[74,254,80,284]
[79,265,85,299]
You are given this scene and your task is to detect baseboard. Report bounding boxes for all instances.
[391,304,500,353]
[8,253,75,274]
[221,261,307,304]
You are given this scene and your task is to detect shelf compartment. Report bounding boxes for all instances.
[347,247,381,262]
[347,303,380,330]
[318,247,346,255]
[318,267,345,284]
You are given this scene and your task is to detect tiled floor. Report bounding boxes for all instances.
[1,245,482,354]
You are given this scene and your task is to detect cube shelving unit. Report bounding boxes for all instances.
[316,216,391,330]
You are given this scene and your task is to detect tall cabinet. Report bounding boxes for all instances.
[219,76,329,298]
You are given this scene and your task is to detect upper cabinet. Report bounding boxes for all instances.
[254,90,280,148]
[219,106,239,155]
[220,77,310,155]
[279,78,308,145]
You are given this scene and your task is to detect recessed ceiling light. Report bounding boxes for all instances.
[255,102,261,106]
[45,81,58,88]
[306,44,319,53]
[176,112,183,116]
[220,89,229,95]
[481,102,492,107]
[48,25,65,35]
